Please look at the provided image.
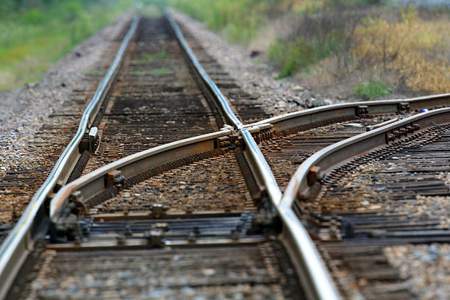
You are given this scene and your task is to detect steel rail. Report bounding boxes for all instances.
[1,11,342,300]
[46,127,341,300]
[283,106,450,208]
[168,13,442,297]
[248,93,450,133]
[240,128,341,300]
[0,17,140,298]
[49,129,232,220]
[165,10,341,300]
[165,10,243,129]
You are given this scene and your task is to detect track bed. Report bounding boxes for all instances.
[299,124,450,299]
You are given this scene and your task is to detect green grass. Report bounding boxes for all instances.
[0,0,134,91]
[353,80,392,100]
[168,0,349,78]
[269,35,341,79]
[168,0,266,44]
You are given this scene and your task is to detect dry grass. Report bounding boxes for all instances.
[172,0,449,98]
[353,8,450,93]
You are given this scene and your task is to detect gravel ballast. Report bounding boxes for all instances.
[0,14,132,223]
[0,14,131,175]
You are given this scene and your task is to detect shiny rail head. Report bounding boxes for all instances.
[163,13,341,300]
[164,9,244,130]
[248,92,450,131]
[0,16,141,300]
[282,106,450,207]
[49,130,232,221]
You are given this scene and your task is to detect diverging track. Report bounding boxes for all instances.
[283,108,450,299]
[1,11,336,300]
[1,8,450,300]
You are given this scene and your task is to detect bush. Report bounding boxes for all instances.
[172,0,449,95]
[353,80,392,100]
[269,38,315,78]
[353,7,450,93]
[269,30,342,78]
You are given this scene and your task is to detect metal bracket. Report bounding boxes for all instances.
[386,123,420,142]
[307,166,321,186]
[398,102,410,113]
[49,190,88,243]
[79,127,99,153]
[149,203,169,218]
[105,170,125,189]
[251,192,279,233]
[249,125,274,143]
[144,229,165,248]
[356,105,369,117]
[216,133,241,150]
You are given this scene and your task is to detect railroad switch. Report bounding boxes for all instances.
[69,191,87,216]
[49,190,88,243]
[79,126,99,153]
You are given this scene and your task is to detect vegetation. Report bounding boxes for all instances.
[0,0,133,91]
[353,7,450,93]
[268,36,340,78]
[354,80,392,100]
[170,0,450,99]
[168,0,267,43]
[1,0,448,98]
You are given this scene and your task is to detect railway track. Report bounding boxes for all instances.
[0,8,449,300]
[0,33,124,244]
[283,108,450,299]
[252,94,450,191]
[0,12,337,300]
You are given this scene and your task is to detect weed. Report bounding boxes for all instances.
[269,35,341,78]
[353,80,392,100]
